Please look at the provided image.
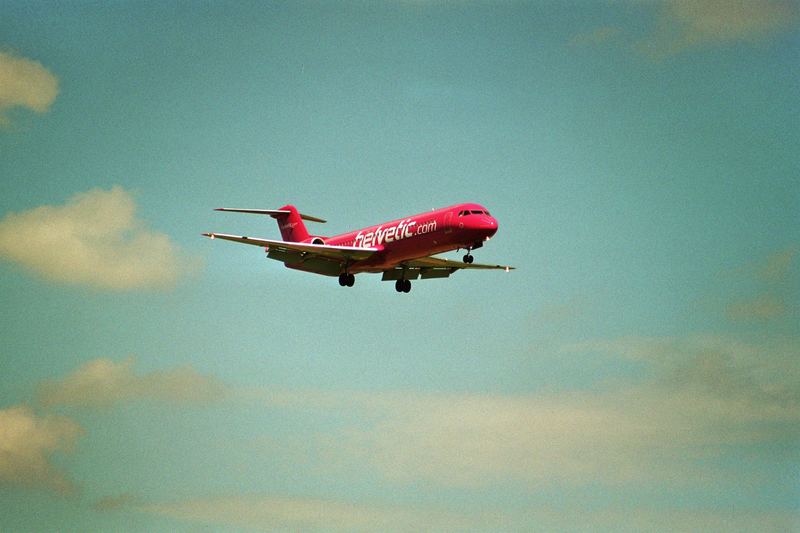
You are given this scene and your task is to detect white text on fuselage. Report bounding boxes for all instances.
[354,218,437,248]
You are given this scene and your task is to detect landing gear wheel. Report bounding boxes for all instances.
[402,279,411,293]
[395,279,411,293]
[338,273,347,286]
[463,254,474,264]
[395,280,403,292]
[346,273,355,287]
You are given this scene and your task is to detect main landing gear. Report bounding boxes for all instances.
[395,279,411,293]
[338,273,355,287]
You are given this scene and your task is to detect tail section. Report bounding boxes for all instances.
[275,204,310,242]
[214,205,326,243]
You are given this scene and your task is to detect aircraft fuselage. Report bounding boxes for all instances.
[289,203,497,274]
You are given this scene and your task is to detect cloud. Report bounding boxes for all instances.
[248,333,798,489]
[0,50,59,124]
[727,293,786,320]
[0,405,82,494]
[139,495,469,532]
[757,246,797,283]
[639,0,799,58]
[0,187,200,290]
[324,390,791,488]
[725,246,796,321]
[136,494,800,532]
[38,356,227,408]
[114,332,799,531]
[533,508,800,533]
[93,493,142,512]
[572,334,800,415]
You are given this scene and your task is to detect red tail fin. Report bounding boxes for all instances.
[275,205,310,242]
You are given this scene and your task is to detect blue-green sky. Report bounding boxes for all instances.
[1,1,798,531]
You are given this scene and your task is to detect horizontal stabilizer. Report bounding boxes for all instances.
[214,208,326,223]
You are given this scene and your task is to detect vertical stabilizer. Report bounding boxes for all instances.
[275,205,310,242]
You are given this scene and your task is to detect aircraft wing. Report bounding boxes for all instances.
[404,255,515,271]
[202,233,378,261]
[380,255,514,281]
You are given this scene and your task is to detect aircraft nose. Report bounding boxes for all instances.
[480,216,498,237]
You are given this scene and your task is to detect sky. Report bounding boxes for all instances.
[0,1,798,531]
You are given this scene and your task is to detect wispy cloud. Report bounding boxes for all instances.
[0,405,82,494]
[0,187,200,290]
[135,338,800,530]
[93,493,142,512]
[639,0,799,58]
[568,334,800,418]
[245,332,798,489]
[0,50,59,125]
[573,1,798,60]
[133,493,800,532]
[138,495,469,532]
[726,246,797,321]
[756,246,797,283]
[727,293,786,320]
[38,356,227,408]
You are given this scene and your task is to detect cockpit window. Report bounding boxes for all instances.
[471,210,483,215]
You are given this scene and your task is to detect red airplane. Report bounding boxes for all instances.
[203,203,513,292]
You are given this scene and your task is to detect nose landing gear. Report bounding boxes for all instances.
[463,246,475,263]
[338,273,355,287]
[394,279,411,293]
[462,242,482,263]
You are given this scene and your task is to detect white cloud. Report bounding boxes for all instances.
[0,405,82,494]
[118,333,799,531]
[135,494,800,532]
[0,50,59,124]
[0,187,200,290]
[639,0,799,58]
[38,356,227,408]
[248,334,799,489]
[321,390,778,488]
[566,334,800,415]
[139,495,469,532]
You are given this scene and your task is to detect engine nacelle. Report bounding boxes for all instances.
[303,236,326,245]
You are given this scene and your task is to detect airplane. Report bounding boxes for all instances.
[203,203,513,293]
